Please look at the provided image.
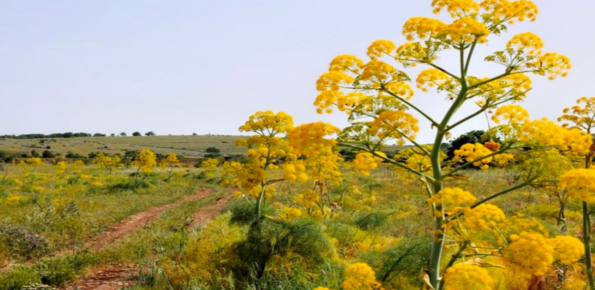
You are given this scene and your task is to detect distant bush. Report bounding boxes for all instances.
[206,147,220,153]
[41,150,55,158]
[132,132,142,137]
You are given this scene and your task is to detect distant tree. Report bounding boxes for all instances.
[120,132,127,137]
[110,133,115,137]
[42,150,55,158]
[192,133,198,136]
[93,133,106,137]
[145,131,156,136]
[132,132,141,137]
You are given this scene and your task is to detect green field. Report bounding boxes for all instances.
[0,135,247,158]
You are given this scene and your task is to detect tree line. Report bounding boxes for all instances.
[0,131,156,139]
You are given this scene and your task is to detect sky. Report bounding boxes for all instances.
[1,0,594,143]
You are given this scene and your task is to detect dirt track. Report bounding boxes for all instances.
[63,188,231,290]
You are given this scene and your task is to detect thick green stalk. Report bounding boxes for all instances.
[255,182,266,217]
[428,86,468,289]
[585,154,595,290]
[583,201,595,290]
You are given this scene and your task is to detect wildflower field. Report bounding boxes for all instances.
[4,0,595,290]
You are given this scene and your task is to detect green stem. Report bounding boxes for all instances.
[470,181,532,209]
[381,88,440,128]
[428,86,468,289]
[583,201,595,290]
[255,182,266,218]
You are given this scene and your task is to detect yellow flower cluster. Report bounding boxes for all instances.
[133,149,157,174]
[367,40,396,59]
[55,161,67,174]
[316,71,354,92]
[25,158,43,166]
[443,264,493,290]
[384,82,414,100]
[432,0,480,18]
[470,73,532,103]
[491,104,529,125]
[396,42,436,67]
[200,158,219,170]
[402,17,446,41]
[559,169,595,202]
[287,122,340,157]
[503,231,553,277]
[480,0,538,25]
[315,91,368,115]
[239,110,294,134]
[283,162,308,183]
[452,143,493,169]
[353,152,384,177]
[460,203,506,234]
[530,52,571,80]
[507,32,543,55]
[341,263,382,290]
[360,60,399,83]
[416,69,451,92]
[493,153,514,167]
[550,235,585,265]
[518,118,592,154]
[280,206,302,220]
[427,187,477,216]
[294,189,320,208]
[369,110,419,146]
[329,55,363,73]
[558,96,595,131]
[445,17,490,44]
[222,160,266,199]
[160,153,181,169]
[95,153,122,172]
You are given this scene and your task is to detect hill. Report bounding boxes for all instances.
[0,135,247,158]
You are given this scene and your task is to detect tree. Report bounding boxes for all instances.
[120,132,127,137]
[93,133,106,137]
[145,131,155,136]
[307,1,587,289]
[132,132,141,137]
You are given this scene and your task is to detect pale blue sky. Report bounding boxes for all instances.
[1,1,594,142]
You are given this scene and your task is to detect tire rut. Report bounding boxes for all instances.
[62,189,232,290]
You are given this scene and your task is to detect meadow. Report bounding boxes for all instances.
[0,135,247,159]
[4,0,595,290]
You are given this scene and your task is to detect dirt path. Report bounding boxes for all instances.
[63,189,232,290]
[85,187,213,250]
[185,194,233,229]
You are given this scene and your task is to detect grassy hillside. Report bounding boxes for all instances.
[0,135,247,158]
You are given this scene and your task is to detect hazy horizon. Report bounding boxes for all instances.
[3,0,594,143]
